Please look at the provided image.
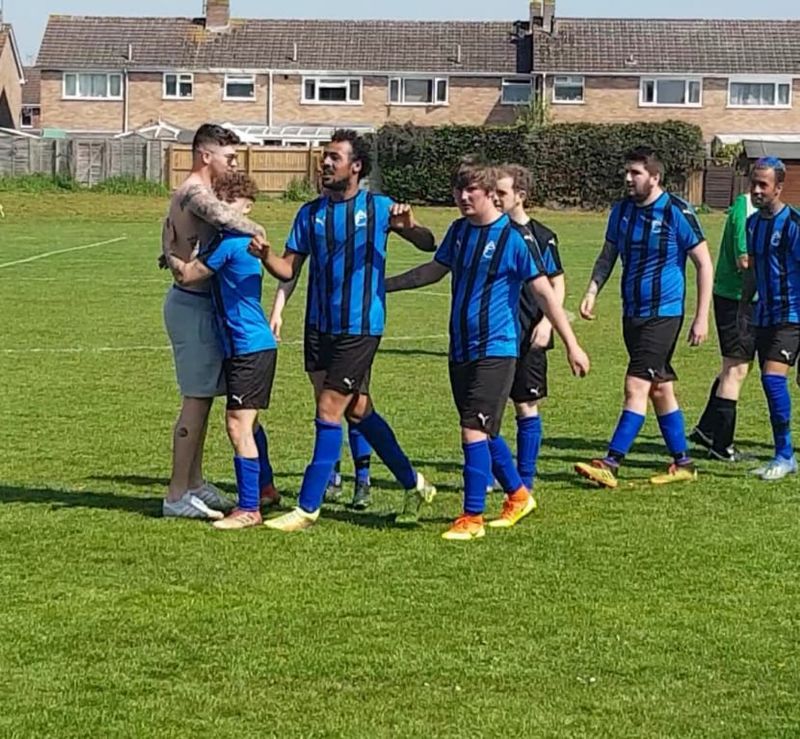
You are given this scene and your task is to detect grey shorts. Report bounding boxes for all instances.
[163,286,225,398]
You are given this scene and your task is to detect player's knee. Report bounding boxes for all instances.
[346,394,372,424]
[725,362,750,383]
[225,414,247,445]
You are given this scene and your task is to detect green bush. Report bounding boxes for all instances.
[90,176,169,196]
[0,173,78,192]
[283,176,318,202]
[376,121,705,208]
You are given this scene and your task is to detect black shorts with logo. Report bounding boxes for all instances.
[714,294,756,362]
[510,345,548,404]
[756,324,800,366]
[449,357,516,437]
[224,349,277,411]
[622,317,683,383]
[304,327,379,395]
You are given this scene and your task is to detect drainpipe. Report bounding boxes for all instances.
[267,70,274,129]
[123,68,130,133]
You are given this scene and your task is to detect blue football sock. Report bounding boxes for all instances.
[297,420,343,513]
[253,425,274,489]
[762,374,794,460]
[607,410,646,464]
[233,456,260,512]
[516,415,542,489]
[348,425,372,485]
[489,435,525,493]
[352,412,416,490]
[657,409,691,464]
[463,440,492,515]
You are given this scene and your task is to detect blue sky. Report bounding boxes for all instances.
[8,0,800,61]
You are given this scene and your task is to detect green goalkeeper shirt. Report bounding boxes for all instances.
[714,193,754,301]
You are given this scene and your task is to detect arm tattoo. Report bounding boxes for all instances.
[180,185,265,237]
[589,241,619,294]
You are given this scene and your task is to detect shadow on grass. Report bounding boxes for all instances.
[0,484,161,517]
[378,347,449,359]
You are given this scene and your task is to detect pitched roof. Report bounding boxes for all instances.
[534,19,800,75]
[37,15,527,75]
[0,24,24,82]
[22,66,39,105]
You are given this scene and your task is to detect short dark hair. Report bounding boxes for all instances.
[329,129,371,180]
[192,124,240,153]
[497,163,533,196]
[625,146,664,178]
[753,156,787,185]
[452,162,498,194]
[213,171,259,203]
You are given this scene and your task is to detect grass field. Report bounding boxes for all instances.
[1,193,799,737]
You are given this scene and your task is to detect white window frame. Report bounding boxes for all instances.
[163,72,194,100]
[639,77,703,108]
[552,75,585,104]
[62,72,123,101]
[223,74,256,102]
[388,77,449,106]
[20,106,35,129]
[727,76,793,109]
[501,77,533,105]
[301,76,363,105]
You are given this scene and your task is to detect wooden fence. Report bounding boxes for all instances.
[167,145,323,194]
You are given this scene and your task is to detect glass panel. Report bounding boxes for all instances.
[688,80,701,103]
[64,74,77,97]
[165,74,177,97]
[319,84,347,102]
[349,79,361,101]
[404,79,432,103]
[642,79,655,103]
[227,79,254,98]
[778,83,790,105]
[554,76,583,102]
[304,79,316,100]
[109,75,121,97]
[731,82,776,106]
[503,81,532,104]
[655,79,686,105]
[178,77,192,98]
[389,78,400,103]
[435,79,448,103]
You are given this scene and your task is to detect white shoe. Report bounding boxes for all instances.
[163,492,224,520]
[191,482,235,513]
[759,456,798,481]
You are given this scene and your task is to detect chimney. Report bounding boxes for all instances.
[530,0,555,34]
[205,0,230,32]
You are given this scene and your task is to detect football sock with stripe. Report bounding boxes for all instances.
[348,425,372,485]
[352,411,417,490]
[606,410,645,466]
[488,435,526,493]
[463,440,492,515]
[657,409,692,465]
[233,456,261,512]
[762,374,794,459]
[253,425,274,489]
[516,415,542,489]
[298,420,343,513]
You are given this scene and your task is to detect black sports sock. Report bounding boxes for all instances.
[695,378,721,438]
[712,398,738,453]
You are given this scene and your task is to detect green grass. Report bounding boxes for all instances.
[1,194,799,738]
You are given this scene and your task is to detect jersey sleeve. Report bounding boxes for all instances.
[604,203,621,252]
[198,233,234,272]
[434,222,457,268]
[543,236,563,277]
[731,194,749,259]
[790,211,800,262]
[746,213,758,257]
[286,204,311,255]
[512,231,543,282]
[673,200,706,251]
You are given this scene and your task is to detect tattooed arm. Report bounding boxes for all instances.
[180,184,266,239]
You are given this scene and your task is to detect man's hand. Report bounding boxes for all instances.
[579,292,597,321]
[688,316,708,347]
[390,203,416,231]
[247,233,270,262]
[567,345,591,378]
[530,319,553,349]
[269,311,283,342]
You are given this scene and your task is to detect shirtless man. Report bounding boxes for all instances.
[161,124,268,519]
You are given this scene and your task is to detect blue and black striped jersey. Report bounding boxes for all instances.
[286,190,395,336]
[435,214,545,363]
[747,205,800,327]
[605,192,705,318]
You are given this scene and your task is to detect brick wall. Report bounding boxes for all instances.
[40,71,123,132]
[547,75,800,140]
[0,40,21,128]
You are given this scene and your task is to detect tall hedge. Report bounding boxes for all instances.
[375,121,705,208]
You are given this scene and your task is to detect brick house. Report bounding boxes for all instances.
[0,24,24,129]
[531,2,800,144]
[21,67,40,130]
[34,0,533,138]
